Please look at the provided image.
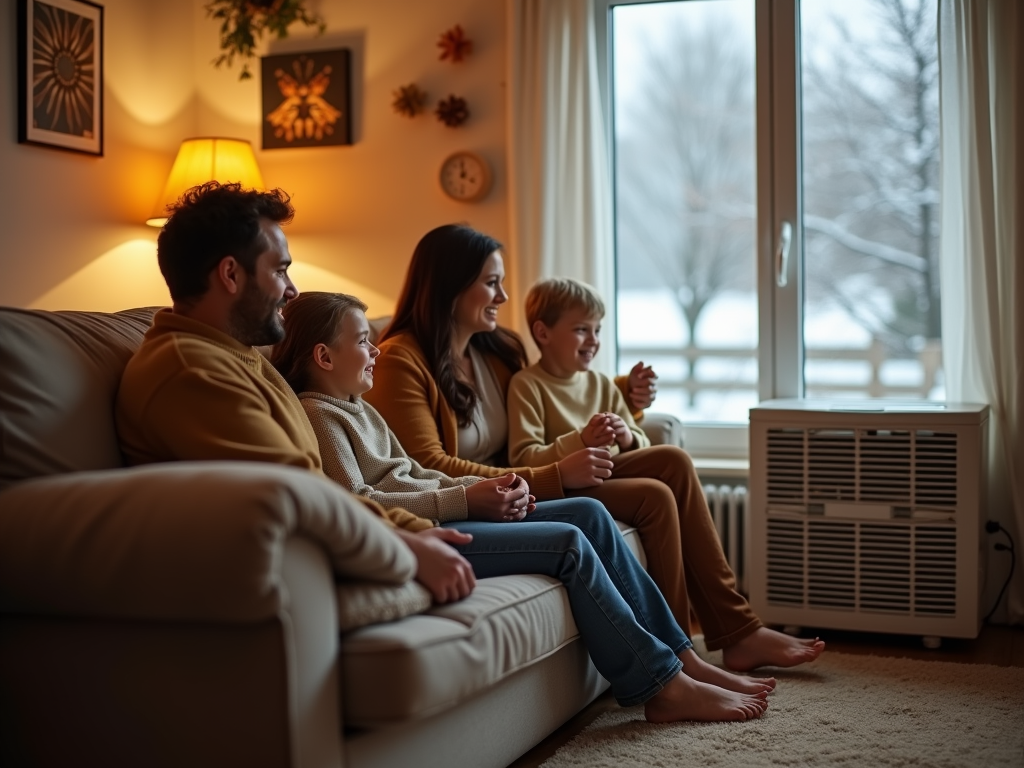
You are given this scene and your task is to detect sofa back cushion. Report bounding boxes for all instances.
[0,307,158,491]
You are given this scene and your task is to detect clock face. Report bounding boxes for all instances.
[440,151,492,202]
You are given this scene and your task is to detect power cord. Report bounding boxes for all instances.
[984,520,1016,622]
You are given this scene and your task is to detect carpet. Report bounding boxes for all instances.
[540,644,1024,768]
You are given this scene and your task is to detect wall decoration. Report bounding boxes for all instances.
[436,95,469,128]
[439,151,492,203]
[437,24,472,63]
[17,0,103,156]
[206,0,325,80]
[392,83,427,118]
[261,49,352,149]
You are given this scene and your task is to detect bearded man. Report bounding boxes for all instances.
[115,181,476,603]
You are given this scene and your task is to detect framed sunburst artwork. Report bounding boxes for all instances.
[18,0,104,156]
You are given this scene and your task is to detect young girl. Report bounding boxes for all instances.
[270,291,773,724]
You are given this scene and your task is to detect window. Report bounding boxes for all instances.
[605,0,942,455]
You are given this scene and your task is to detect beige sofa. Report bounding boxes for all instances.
[0,306,671,768]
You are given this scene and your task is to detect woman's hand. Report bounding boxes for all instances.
[627,361,658,411]
[581,413,615,448]
[557,447,614,489]
[397,527,476,603]
[465,472,535,522]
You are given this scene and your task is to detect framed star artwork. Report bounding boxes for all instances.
[17,0,104,156]
[261,48,353,150]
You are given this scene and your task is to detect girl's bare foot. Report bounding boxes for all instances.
[678,648,776,694]
[644,671,768,724]
[721,627,825,672]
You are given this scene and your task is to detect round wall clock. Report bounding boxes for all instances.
[439,151,492,202]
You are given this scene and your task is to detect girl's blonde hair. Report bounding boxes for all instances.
[271,291,367,393]
[524,277,605,343]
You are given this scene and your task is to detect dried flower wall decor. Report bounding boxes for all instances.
[435,95,469,128]
[392,84,427,118]
[437,24,472,63]
[206,0,326,80]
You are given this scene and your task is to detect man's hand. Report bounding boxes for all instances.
[605,413,636,451]
[581,413,615,448]
[397,528,476,603]
[465,472,535,522]
[627,361,658,411]
[557,447,614,489]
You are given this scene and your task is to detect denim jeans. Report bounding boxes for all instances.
[443,497,691,707]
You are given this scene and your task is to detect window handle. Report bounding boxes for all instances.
[776,220,792,288]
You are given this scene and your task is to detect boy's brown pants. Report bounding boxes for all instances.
[570,444,761,650]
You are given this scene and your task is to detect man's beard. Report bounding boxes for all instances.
[229,279,286,347]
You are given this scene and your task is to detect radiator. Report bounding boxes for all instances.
[703,484,749,594]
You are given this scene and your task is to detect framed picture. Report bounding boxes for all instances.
[17,0,104,156]
[261,48,352,150]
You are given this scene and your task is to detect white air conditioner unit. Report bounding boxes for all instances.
[748,399,989,641]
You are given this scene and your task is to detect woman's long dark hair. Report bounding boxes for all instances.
[380,224,527,426]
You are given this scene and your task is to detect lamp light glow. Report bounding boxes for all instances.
[146,138,265,227]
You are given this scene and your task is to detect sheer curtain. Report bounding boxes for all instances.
[506,0,616,373]
[939,0,1023,624]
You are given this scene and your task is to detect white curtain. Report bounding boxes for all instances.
[939,0,1024,624]
[506,0,617,373]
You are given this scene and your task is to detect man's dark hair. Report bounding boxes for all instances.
[157,181,295,303]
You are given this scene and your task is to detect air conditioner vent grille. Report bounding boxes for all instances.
[764,517,957,616]
[766,427,960,509]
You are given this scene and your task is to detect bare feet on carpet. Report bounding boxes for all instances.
[678,648,776,694]
[721,627,825,672]
[644,672,768,724]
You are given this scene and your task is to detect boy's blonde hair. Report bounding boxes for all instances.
[524,278,605,344]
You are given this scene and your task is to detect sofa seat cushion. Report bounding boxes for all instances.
[339,574,578,728]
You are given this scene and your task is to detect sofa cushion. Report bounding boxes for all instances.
[0,307,157,491]
[339,574,577,728]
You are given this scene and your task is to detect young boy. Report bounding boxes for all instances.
[507,277,825,671]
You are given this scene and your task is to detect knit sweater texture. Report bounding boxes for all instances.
[116,309,430,531]
[507,363,650,466]
[363,332,567,501]
[300,391,481,523]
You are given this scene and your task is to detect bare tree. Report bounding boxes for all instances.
[802,0,939,353]
[614,13,755,346]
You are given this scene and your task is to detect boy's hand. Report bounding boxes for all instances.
[397,528,476,604]
[557,447,614,489]
[606,413,635,450]
[581,413,615,448]
[628,361,658,410]
[465,472,535,522]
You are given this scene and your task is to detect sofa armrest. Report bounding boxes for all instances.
[640,411,684,448]
[0,462,416,623]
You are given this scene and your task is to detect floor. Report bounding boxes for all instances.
[506,623,1024,768]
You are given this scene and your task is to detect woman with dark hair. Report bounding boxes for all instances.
[364,224,824,672]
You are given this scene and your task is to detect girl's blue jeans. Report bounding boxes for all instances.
[443,497,690,707]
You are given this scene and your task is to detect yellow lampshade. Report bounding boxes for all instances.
[146,138,265,227]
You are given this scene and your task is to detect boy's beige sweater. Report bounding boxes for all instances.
[507,363,650,467]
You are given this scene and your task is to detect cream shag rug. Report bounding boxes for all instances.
[541,645,1024,768]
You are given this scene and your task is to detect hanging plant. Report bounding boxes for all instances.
[205,0,326,80]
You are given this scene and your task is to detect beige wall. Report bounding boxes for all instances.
[1,0,510,317]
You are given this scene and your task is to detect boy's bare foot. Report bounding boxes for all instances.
[679,648,776,694]
[721,627,825,672]
[644,672,768,724]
